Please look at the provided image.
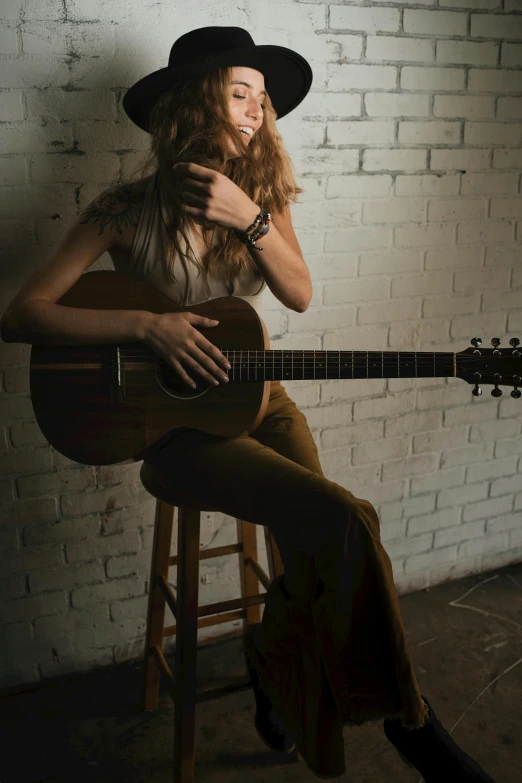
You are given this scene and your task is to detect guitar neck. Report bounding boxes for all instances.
[218,350,455,381]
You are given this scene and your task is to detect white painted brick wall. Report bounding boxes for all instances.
[0,0,521,689]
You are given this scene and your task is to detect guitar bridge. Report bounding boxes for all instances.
[109,345,126,403]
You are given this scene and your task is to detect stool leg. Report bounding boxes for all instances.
[237,519,261,631]
[143,499,175,712]
[174,506,201,783]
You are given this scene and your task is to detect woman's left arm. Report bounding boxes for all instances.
[173,162,312,312]
[237,203,312,313]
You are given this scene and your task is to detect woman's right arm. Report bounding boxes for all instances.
[0,299,152,346]
[0,186,152,346]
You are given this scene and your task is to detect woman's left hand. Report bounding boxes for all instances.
[172,161,258,232]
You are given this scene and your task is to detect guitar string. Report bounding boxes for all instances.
[105,367,514,383]
[64,352,516,363]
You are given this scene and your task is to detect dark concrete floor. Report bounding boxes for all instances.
[1,562,521,783]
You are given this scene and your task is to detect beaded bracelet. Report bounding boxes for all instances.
[234,205,271,250]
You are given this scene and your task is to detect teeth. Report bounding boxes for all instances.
[237,126,253,136]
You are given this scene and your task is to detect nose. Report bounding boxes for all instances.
[249,109,262,125]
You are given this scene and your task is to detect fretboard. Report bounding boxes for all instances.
[220,350,455,381]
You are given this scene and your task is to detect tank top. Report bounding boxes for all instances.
[112,170,267,457]
[112,170,267,315]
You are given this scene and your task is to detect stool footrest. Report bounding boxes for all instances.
[194,678,252,704]
[151,644,176,701]
[158,574,177,617]
[246,557,270,590]
[163,607,246,637]
[161,592,267,638]
[168,542,242,566]
[157,559,270,623]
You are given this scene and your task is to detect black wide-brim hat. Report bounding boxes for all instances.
[122,26,313,134]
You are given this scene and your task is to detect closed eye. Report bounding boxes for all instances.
[233,94,265,109]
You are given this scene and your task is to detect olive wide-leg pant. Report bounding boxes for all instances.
[143,380,429,779]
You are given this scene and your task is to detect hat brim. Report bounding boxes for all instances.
[122,45,312,133]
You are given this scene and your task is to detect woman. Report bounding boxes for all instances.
[0,26,496,782]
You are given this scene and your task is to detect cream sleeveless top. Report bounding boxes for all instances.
[112,170,267,315]
[113,170,267,457]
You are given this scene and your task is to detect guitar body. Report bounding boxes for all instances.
[30,270,271,465]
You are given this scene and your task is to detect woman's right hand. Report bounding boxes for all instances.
[142,311,231,389]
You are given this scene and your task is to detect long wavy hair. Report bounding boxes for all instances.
[126,65,304,286]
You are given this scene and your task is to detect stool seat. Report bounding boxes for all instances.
[139,460,299,783]
[140,463,216,512]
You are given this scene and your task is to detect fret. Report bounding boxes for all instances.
[352,351,354,380]
[381,351,384,379]
[314,351,316,380]
[284,352,290,380]
[415,351,417,377]
[366,351,368,379]
[338,350,340,379]
[292,349,294,380]
[397,350,399,378]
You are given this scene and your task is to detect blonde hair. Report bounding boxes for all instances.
[126,66,304,286]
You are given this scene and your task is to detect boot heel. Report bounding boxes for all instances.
[397,749,415,768]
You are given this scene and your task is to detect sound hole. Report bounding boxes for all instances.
[156,359,212,398]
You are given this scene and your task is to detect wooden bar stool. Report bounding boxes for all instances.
[140,462,295,783]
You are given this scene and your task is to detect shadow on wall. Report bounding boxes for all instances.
[0,19,168,301]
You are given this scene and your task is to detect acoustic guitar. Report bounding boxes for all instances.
[29,270,521,466]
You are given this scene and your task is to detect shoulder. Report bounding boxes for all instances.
[78,176,153,249]
[79,177,152,233]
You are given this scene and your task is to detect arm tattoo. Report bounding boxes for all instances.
[79,185,143,236]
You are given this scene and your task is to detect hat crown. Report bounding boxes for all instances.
[168,27,256,70]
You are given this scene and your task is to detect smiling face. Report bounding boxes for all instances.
[225,65,266,159]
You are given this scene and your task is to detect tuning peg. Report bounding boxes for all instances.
[472,371,482,397]
[471,337,482,348]
[491,337,501,348]
[509,337,520,347]
[491,372,503,397]
[512,374,522,399]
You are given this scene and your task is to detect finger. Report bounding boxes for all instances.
[186,313,219,327]
[193,333,231,371]
[170,357,197,389]
[180,188,204,205]
[188,344,230,383]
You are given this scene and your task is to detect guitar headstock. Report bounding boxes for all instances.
[457,337,521,399]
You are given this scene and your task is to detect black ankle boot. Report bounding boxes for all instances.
[243,624,296,754]
[383,695,496,782]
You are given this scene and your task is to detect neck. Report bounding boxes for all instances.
[218,349,455,382]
